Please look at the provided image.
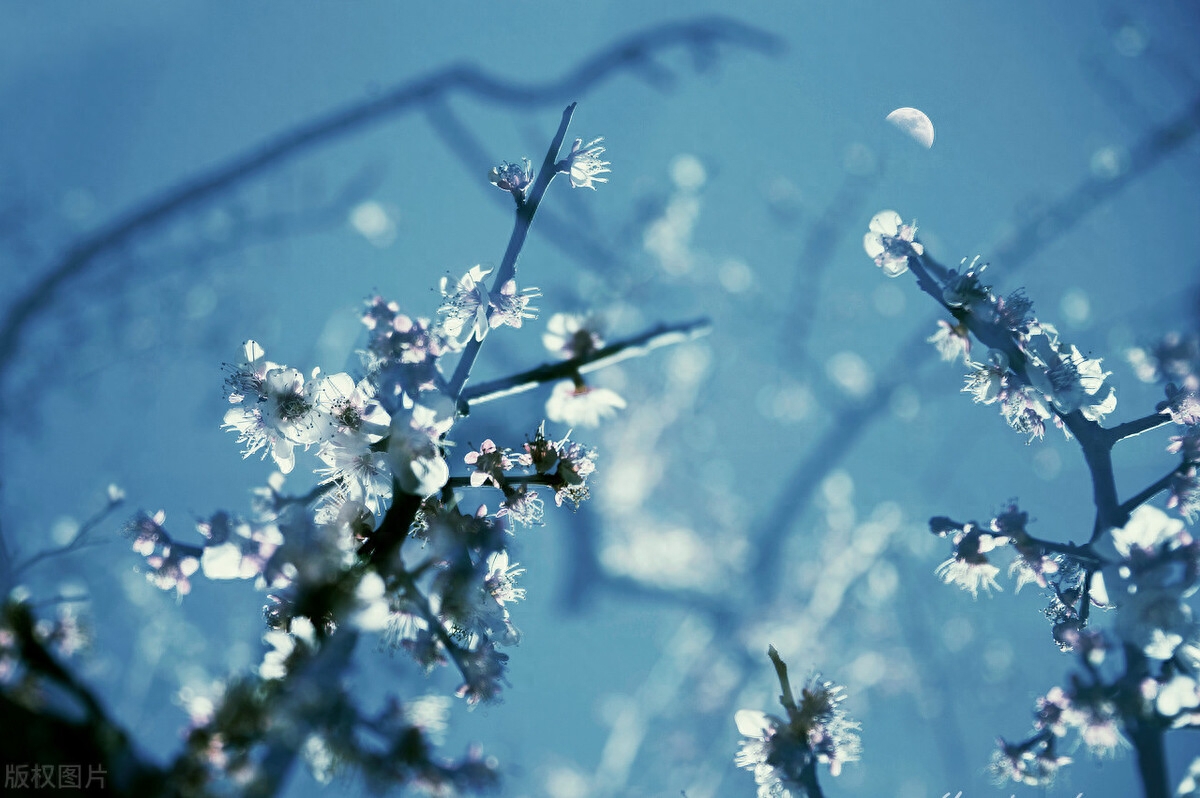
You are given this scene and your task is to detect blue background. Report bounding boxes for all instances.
[2,2,1199,796]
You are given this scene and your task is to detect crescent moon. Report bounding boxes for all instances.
[886,107,935,149]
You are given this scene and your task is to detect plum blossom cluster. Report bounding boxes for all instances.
[864,213,1117,441]
[874,208,1200,792]
[734,646,861,797]
[1093,504,1200,661]
[928,506,1097,642]
[959,319,1117,441]
[114,113,639,794]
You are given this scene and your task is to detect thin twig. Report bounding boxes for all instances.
[1120,468,1180,516]
[462,317,712,406]
[1107,411,1172,444]
[15,496,123,576]
[447,104,577,400]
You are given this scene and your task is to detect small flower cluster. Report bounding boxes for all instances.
[1127,330,1200,519]
[734,648,861,797]
[864,213,1118,439]
[993,654,1138,790]
[0,593,90,690]
[929,506,1113,655]
[124,508,291,598]
[988,734,1072,787]
[437,265,540,347]
[116,128,622,795]
[1092,504,1199,660]
[930,505,1069,597]
[960,322,1116,440]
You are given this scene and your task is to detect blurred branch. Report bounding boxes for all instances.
[12,494,123,582]
[780,171,879,366]
[992,93,1200,268]
[0,17,782,385]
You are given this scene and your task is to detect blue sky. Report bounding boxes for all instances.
[3,3,1199,796]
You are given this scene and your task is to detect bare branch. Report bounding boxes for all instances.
[462,317,712,406]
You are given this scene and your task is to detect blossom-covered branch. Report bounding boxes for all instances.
[865,208,1200,797]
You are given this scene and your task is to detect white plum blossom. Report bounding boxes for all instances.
[863,210,923,277]
[561,137,611,189]
[935,524,1007,597]
[546,381,627,427]
[488,278,540,330]
[929,319,971,363]
[316,431,395,516]
[1023,325,1117,421]
[1095,505,1200,659]
[543,312,605,359]
[386,401,453,498]
[483,551,526,606]
[488,159,533,194]
[259,620,314,681]
[222,342,328,474]
[350,570,391,632]
[439,265,493,345]
[313,372,390,439]
[964,349,1010,405]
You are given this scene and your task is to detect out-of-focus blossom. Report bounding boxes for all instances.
[543,313,604,359]
[546,381,626,427]
[929,319,971,363]
[989,738,1071,787]
[1095,505,1200,660]
[386,401,453,498]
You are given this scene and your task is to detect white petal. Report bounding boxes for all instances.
[868,210,902,236]
[734,709,772,738]
[201,542,243,580]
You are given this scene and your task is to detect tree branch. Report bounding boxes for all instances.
[461,317,712,406]
[447,103,577,400]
